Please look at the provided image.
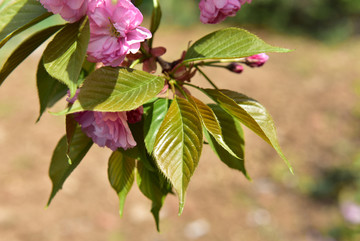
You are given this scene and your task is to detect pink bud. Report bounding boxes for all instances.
[227,63,244,73]
[245,53,269,67]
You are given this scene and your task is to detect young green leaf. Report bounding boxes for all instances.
[0,24,64,86]
[203,89,293,173]
[205,104,249,178]
[0,0,50,47]
[137,161,171,231]
[144,98,168,154]
[189,95,239,159]
[184,28,291,62]
[36,58,67,122]
[43,18,90,97]
[108,151,136,217]
[61,67,165,114]
[47,126,93,206]
[153,97,203,214]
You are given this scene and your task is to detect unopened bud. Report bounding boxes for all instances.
[227,63,244,73]
[245,53,269,67]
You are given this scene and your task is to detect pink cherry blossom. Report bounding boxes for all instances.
[67,90,142,151]
[87,0,152,67]
[245,53,269,67]
[39,0,88,23]
[199,0,241,24]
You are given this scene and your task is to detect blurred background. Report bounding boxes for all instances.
[0,0,360,240]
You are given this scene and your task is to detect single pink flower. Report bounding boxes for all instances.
[245,53,269,67]
[199,0,241,24]
[87,0,152,67]
[39,0,88,23]
[67,90,143,151]
[227,63,244,73]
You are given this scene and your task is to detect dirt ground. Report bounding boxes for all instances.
[0,25,360,241]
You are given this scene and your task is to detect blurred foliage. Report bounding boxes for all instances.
[139,0,360,42]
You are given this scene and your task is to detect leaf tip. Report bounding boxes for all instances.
[178,202,185,216]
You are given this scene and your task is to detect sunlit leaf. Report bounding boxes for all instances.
[189,95,238,158]
[137,161,171,231]
[153,97,203,214]
[0,24,64,86]
[205,104,249,178]
[43,18,90,97]
[36,58,67,121]
[203,89,292,173]
[47,126,93,206]
[60,67,165,114]
[108,151,135,217]
[144,98,168,154]
[184,27,291,62]
[0,0,50,48]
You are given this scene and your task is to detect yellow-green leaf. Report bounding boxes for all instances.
[153,97,203,214]
[203,89,293,173]
[61,67,165,114]
[184,27,291,62]
[43,18,90,97]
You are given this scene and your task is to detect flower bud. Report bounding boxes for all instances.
[227,63,244,73]
[245,53,269,67]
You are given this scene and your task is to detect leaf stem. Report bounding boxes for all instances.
[195,66,219,90]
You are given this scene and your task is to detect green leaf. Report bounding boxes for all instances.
[127,120,156,172]
[189,95,239,159]
[205,104,249,178]
[137,161,171,231]
[0,24,64,86]
[43,18,90,97]
[144,98,168,154]
[36,58,67,122]
[153,97,203,214]
[184,28,291,62]
[108,151,135,217]
[61,67,165,114]
[203,89,293,173]
[47,126,93,206]
[0,0,50,48]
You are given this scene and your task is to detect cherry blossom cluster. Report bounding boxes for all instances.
[40,0,151,67]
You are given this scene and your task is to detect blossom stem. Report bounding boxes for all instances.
[195,66,219,90]
[129,58,141,68]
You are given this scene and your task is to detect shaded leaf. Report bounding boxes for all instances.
[61,67,165,114]
[43,18,90,97]
[47,126,93,206]
[144,98,168,154]
[184,28,291,62]
[189,95,238,158]
[206,104,249,178]
[0,24,64,86]
[137,161,171,231]
[108,151,135,217]
[127,120,156,172]
[203,89,292,173]
[36,58,67,121]
[0,0,50,48]
[153,97,203,214]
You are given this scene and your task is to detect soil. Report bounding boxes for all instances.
[0,25,359,241]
